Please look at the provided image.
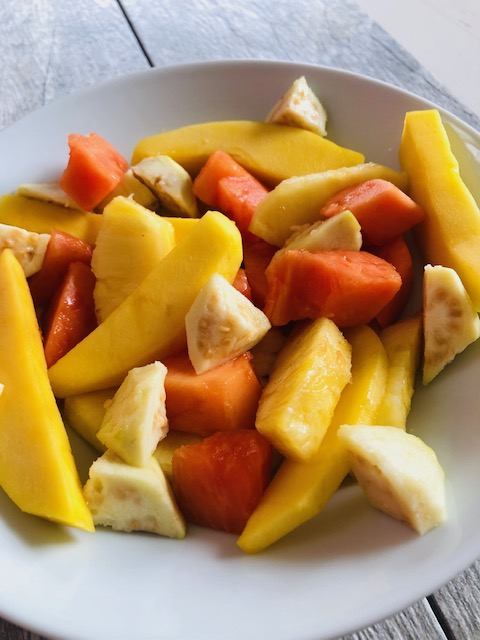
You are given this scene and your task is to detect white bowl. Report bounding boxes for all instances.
[1,59,480,640]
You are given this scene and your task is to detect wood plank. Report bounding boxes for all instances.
[431,560,480,638]
[0,0,149,131]
[345,600,448,639]
[120,0,480,130]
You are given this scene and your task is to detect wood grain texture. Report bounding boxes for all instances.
[0,1,480,639]
[0,0,149,131]
[120,0,480,130]
[433,560,480,638]
[344,601,448,639]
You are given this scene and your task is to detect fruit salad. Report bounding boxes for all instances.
[1,76,480,553]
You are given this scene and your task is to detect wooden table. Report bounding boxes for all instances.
[1,1,479,638]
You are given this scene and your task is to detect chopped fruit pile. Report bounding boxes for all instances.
[2,75,480,553]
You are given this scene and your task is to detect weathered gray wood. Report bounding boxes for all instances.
[120,0,480,131]
[0,0,149,131]
[345,600,448,639]
[432,560,480,638]
[0,1,480,639]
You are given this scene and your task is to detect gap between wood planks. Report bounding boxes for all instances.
[116,0,155,67]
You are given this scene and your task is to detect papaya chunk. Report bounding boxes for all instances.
[163,351,262,437]
[320,179,425,246]
[172,429,273,534]
[0,249,94,531]
[132,121,364,186]
[264,249,402,328]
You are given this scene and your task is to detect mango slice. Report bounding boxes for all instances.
[0,249,94,531]
[0,194,102,245]
[48,210,242,397]
[132,121,364,186]
[375,315,422,429]
[249,162,408,247]
[238,325,387,553]
[255,317,352,462]
[162,216,199,244]
[399,109,480,310]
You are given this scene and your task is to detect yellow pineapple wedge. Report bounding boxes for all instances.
[399,109,480,309]
[238,325,387,553]
[91,196,176,322]
[0,249,94,531]
[375,315,422,429]
[48,210,242,398]
[255,317,351,462]
[249,162,408,247]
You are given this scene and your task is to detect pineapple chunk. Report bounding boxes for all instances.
[132,155,199,218]
[97,362,168,467]
[185,273,271,374]
[338,424,447,535]
[283,209,362,252]
[91,196,176,322]
[423,264,480,384]
[17,182,83,210]
[266,75,328,136]
[83,450,186,538]
[0,223,50,277]
[255,317,351,461]
[249,162,408,247]
[375,315,422,429]
[96,168,158,211]
[238,325,387,553]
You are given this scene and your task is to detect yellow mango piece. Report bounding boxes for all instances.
[399,109,480,310]
[249,162,408,247]
[48,210,242,397]
[375,315,422,429]
[162,216,199,244]
[63,388,116,452]
[238,325,387,553]
[92,197,176,322]
[0,194,102,245]
[255,317,352,462]
[0,250,94,531]
[132,121,364,186]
